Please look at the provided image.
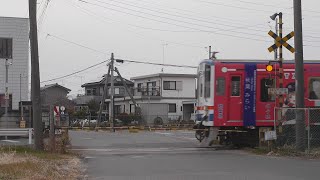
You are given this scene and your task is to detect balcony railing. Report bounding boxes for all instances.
[133,86,161,96]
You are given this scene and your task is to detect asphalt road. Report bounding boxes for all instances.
[70,130,320,180]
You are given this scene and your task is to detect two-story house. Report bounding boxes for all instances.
[112,73,197,125]
[74,74,134,117]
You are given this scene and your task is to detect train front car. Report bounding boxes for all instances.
[195,59,215,142]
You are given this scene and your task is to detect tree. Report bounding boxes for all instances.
[74,109,87,119]
[87,99,100,117]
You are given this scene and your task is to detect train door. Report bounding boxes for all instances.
[227,73,244,125]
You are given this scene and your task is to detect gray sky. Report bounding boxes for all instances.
[1,0,320,97]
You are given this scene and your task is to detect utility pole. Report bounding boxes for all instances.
[97,64,111,127]
[209,46,212,59]
[49,105,55,152]
[110,53,115,132]
[29,0,43,150]
[294,0,305,151]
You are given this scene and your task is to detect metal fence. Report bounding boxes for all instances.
[69,114,195,128]
[274,107,320,153]
[0,114,70,129]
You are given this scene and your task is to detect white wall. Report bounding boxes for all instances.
[0,17,29,110]
[132,75,196,98]
[161,77,196,98]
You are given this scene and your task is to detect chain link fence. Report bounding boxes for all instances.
[274,107,320,153]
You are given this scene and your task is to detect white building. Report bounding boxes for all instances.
[111,73,197,124]
[0,17,29,111]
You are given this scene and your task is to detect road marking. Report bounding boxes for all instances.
[1,140,20,143]
[72,148,171,152]
[82,138,93,140]
[154,132,172,135]
[153,131,196,141]
[84,156,96,159]
[72,147,213,153]
[130,155,145,159]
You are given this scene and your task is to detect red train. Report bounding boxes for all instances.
[195,59,320,145]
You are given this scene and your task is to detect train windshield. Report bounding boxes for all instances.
[204,64,211,98]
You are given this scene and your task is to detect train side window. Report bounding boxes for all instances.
[260,78,275,102]
[309,77,320,100]
[204,65,211,98]
[216,77,225,96]
[231,76,240,96]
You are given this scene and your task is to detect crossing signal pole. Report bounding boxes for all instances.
[268,12,295,108]
[278,12,284,108]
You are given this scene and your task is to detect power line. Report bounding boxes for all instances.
[66,1,206,48]
[40,59,110,83]
[197,0,273,13]
[125,0,320,36]
[116,59,197,68]
[45,33,108,54]
[40,58,197,84]
[124,0,274,26]
[38,0,52,30]
[92,0,268,34]
[82,0,268,38]
[198,0,320,18]
[77,0,269,42]
[236,0,289,8]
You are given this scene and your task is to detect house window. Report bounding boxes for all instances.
[163,81,176,90]
[86,89,92,95]
[231,76,240,96]
[137,83,143,92]
[114,88,120,95]
[216,77,225,96]
[169,104,176,113]
[309,77,320,100]
[115,105,121,115]
[261,78,276,102]
[92,88,97,96]
[147,82,157,96]
[130,104,136,113]
[204,65,211,98]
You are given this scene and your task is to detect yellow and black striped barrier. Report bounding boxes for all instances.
[60,126,206,132]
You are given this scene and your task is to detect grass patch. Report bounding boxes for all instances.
[246,147,270,155]
[0,146,66,160]
[0,146,84,179]
[246,146,320,159]
[0,161,40,179]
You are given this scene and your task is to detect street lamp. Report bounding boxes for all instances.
[4,59,12,115]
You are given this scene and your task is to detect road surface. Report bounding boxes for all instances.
[70,130,320,180]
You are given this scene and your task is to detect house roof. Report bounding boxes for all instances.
[40,83,71,92]
[130,73,197,80]
[81,75,134,88]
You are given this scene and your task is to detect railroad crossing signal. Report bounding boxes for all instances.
[266,65,273,72]
[268,30,295,53]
